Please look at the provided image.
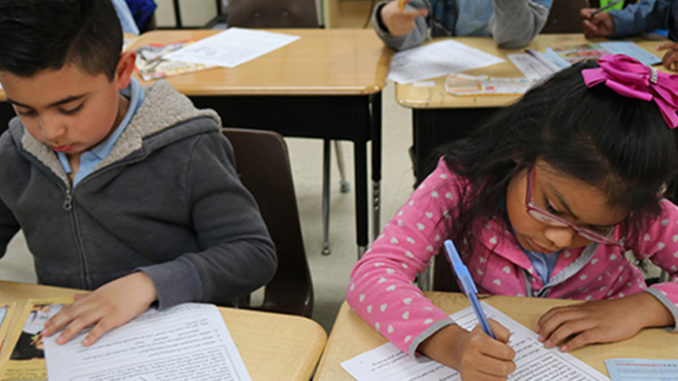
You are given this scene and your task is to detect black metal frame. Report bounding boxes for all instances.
[190,92,382,253]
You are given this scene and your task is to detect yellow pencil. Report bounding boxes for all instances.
[397,0,405,11]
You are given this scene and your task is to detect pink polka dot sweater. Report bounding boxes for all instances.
[347,159,678,358]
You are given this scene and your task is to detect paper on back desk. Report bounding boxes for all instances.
[387,40,505,84]
[341,302,609,381]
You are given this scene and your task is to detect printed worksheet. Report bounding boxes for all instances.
[165,27,300,68]
[341,303,609,381]
[605,358,678,380]
[387,40,505,84]
[43,303,251,381]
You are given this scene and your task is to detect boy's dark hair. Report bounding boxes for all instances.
[441,61,678,253]
[0,0,122,80]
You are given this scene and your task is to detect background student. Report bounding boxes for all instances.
[347,55,678,380]
[581,0,678,70]
[0,0,276,346]
[372,0,553,51]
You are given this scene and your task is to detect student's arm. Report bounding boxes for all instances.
[490,0,552,49]
[138,131,277,309]
[606,0,670,38]
[43,129,277,346]
[372,0,430,51]
[536,199,678,352]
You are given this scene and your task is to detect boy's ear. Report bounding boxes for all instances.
[114,51,137,90]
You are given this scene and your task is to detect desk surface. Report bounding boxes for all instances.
[127,28,392,96]
[314,292,678,380]
[396,34,667,109]
[0,281,327,381]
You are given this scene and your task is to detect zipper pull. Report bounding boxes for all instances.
[63,189,73,211]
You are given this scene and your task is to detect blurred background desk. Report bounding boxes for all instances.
[398,34,667,184]
[314,292,678,380]
[0,280,327,381]
[129,29,392,257]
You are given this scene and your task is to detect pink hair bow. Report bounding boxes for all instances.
[582,54,678,128]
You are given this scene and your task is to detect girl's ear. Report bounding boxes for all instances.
[114,51,137,90]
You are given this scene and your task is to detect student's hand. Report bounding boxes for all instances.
[418,319,516,380]
[41,272,157,346]
[658,42,678,71]
[381,0,428,37]
[536,292,674,352]
[580,8,615,38]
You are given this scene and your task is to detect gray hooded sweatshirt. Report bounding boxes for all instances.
[0,80,277,309]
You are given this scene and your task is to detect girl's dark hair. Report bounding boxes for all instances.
[442,61,678,253]
[0,0,122,80]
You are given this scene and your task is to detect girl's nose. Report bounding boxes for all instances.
[543,226,576,249]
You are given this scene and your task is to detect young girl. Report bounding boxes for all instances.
[347,55,678,380]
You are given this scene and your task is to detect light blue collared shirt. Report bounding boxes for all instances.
[522,249,561,284]
[57,77,144,187]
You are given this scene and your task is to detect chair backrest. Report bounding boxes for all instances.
[222,128,314,317]
[541,0,590,33]
[226,0,320,28]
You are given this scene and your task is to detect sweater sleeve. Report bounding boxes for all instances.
[490,0,552,49]
[140,132,277,309]
[372,0,431,51]
[632,199,678,331]
[609,0,671,38]
[347,158,465,358]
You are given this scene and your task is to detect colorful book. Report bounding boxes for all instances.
[134,40,216,81]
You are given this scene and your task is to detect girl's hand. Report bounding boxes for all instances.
[41,272,157,346]
[419,319,516,380]
[580,8,615,38]
[536,292,674,352]
[381,0,428,36]
[658,42,678,71]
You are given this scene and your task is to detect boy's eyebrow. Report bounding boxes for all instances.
[7,94,87,109]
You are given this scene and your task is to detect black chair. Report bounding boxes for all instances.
[541,0,590,34]
[223,128,313,317]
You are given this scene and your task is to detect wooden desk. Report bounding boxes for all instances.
[314,293,678,380]
[0,281,327,381]
[127,29,393,256]
[396,34,668,183]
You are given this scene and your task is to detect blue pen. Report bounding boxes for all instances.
[443,239,495,339]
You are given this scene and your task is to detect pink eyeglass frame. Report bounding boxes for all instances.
[525,167,623,246]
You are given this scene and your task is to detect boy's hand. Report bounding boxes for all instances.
[381,0,428,37]
[419,319,516,380]
[536,292,674,352]
[658,42,678,71]
[580,8,615,38]
[41,272,157,346]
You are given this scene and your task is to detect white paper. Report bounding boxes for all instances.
[44,303,251,381]
[165,27,300,68]
[387,40,505,84]
[341,303,609,381]
[508,53,556,81]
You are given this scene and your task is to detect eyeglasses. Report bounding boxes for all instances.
[525,167,622,246]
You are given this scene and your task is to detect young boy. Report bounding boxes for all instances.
[0,0,277,346]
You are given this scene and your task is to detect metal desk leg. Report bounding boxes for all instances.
[371,92,382,242]
[322,139,332,255]
[354,140,368,259]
